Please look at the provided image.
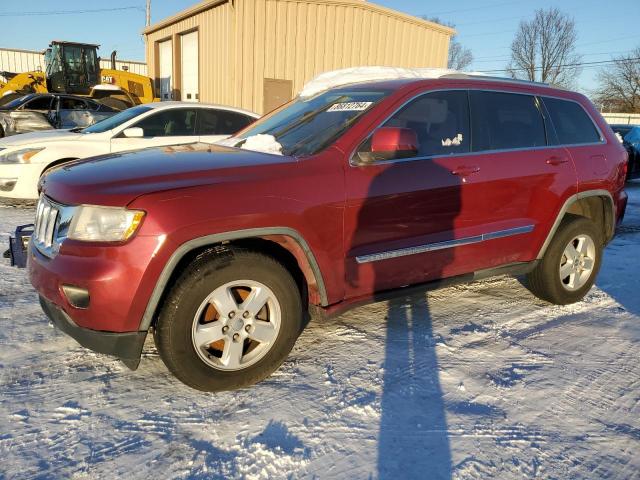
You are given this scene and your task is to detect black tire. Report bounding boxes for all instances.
[526,214,603,305]
[154,248,304,391]
[0,125,4,138]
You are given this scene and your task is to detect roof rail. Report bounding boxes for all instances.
[439,73,550,87]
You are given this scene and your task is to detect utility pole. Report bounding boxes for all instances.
[146,0,151,27]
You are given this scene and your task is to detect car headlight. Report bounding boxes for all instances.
[0,147,45,164]
[68,205,145,242]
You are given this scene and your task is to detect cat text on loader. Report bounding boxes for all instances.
[0,41,158,110]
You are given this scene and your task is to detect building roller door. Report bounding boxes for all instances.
[181,31,199,102]
[158,39,173,100]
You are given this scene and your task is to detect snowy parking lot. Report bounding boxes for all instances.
[1,183,639,479]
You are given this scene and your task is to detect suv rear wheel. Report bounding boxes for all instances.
[154,248,304,391]
[526,215,603,305]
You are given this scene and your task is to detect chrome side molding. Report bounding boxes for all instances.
[355,225,535,264]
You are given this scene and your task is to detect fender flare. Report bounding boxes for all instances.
[138,227,328,331]
[536,189,615,259]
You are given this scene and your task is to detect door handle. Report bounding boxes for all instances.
[451,165,480,176]
[546,155,569,166]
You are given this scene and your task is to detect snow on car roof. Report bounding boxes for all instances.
[299,66,487,98]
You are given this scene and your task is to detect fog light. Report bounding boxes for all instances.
[62,285,90,309]
[0,177,17,192]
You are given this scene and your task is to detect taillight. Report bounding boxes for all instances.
[622,150,629,178]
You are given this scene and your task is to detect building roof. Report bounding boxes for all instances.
[142,0,455,36]
[50,41,101,48]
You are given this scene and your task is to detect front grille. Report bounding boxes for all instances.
[32,196,75,257]
[33,196,60,255]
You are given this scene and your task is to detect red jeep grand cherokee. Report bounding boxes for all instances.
[29,74,628,391]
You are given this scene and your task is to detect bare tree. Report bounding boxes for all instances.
[423,16,473,70]
[448,40,474,71]
[507,8,582,87]
[593,48,640,113]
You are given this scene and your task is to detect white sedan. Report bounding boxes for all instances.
[0,102,259,200]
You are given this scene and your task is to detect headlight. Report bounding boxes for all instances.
[68,205,145,242]
[0,147,45,164]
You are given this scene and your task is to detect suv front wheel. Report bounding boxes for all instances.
[526,214,603,305]
[154,248,304,391]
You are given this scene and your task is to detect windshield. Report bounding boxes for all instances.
[82,105,152,133]
[231,88,391,156]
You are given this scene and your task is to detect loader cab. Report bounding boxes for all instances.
[45,41,100,95]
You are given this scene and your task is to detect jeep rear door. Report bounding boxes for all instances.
[541,96,607,190]
[464,90,577,266]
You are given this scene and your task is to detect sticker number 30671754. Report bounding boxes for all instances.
[326,102,373,112]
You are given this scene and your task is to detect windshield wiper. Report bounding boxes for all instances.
[69,127,84,133]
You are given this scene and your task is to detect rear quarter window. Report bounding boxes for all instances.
[543,97,601,145]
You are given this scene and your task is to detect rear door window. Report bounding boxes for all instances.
[198,109,255,135]
[470,91,547,152]
[133,109,198,137]
[543,97,602,145]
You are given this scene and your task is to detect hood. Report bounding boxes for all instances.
[41,143,296,206]
[0,128,82,147]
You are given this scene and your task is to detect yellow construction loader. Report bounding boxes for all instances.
[0,41,158,109]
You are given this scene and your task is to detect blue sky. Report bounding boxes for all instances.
[1,0,638,94]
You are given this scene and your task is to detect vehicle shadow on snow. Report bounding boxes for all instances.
[377,296,452,479]
[349,151,461,478]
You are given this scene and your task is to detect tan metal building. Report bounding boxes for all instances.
[143,0,454,114]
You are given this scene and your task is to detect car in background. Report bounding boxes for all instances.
[0,93,118,138]
[0,101,259,199]
[610,124,640,180]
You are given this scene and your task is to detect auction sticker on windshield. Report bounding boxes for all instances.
[327,102,373,112]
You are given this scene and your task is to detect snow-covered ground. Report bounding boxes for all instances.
[1,184,639,480]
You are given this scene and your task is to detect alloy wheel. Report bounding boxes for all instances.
[559,234,596,291]
[191,280,281,371]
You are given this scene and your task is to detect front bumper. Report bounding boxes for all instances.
[39,296,146,369]
[28,233,162,332]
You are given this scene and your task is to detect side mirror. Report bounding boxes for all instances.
[356,127,419,163]
[122,127,144,138]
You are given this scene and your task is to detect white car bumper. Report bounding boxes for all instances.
[0,163,42,200]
